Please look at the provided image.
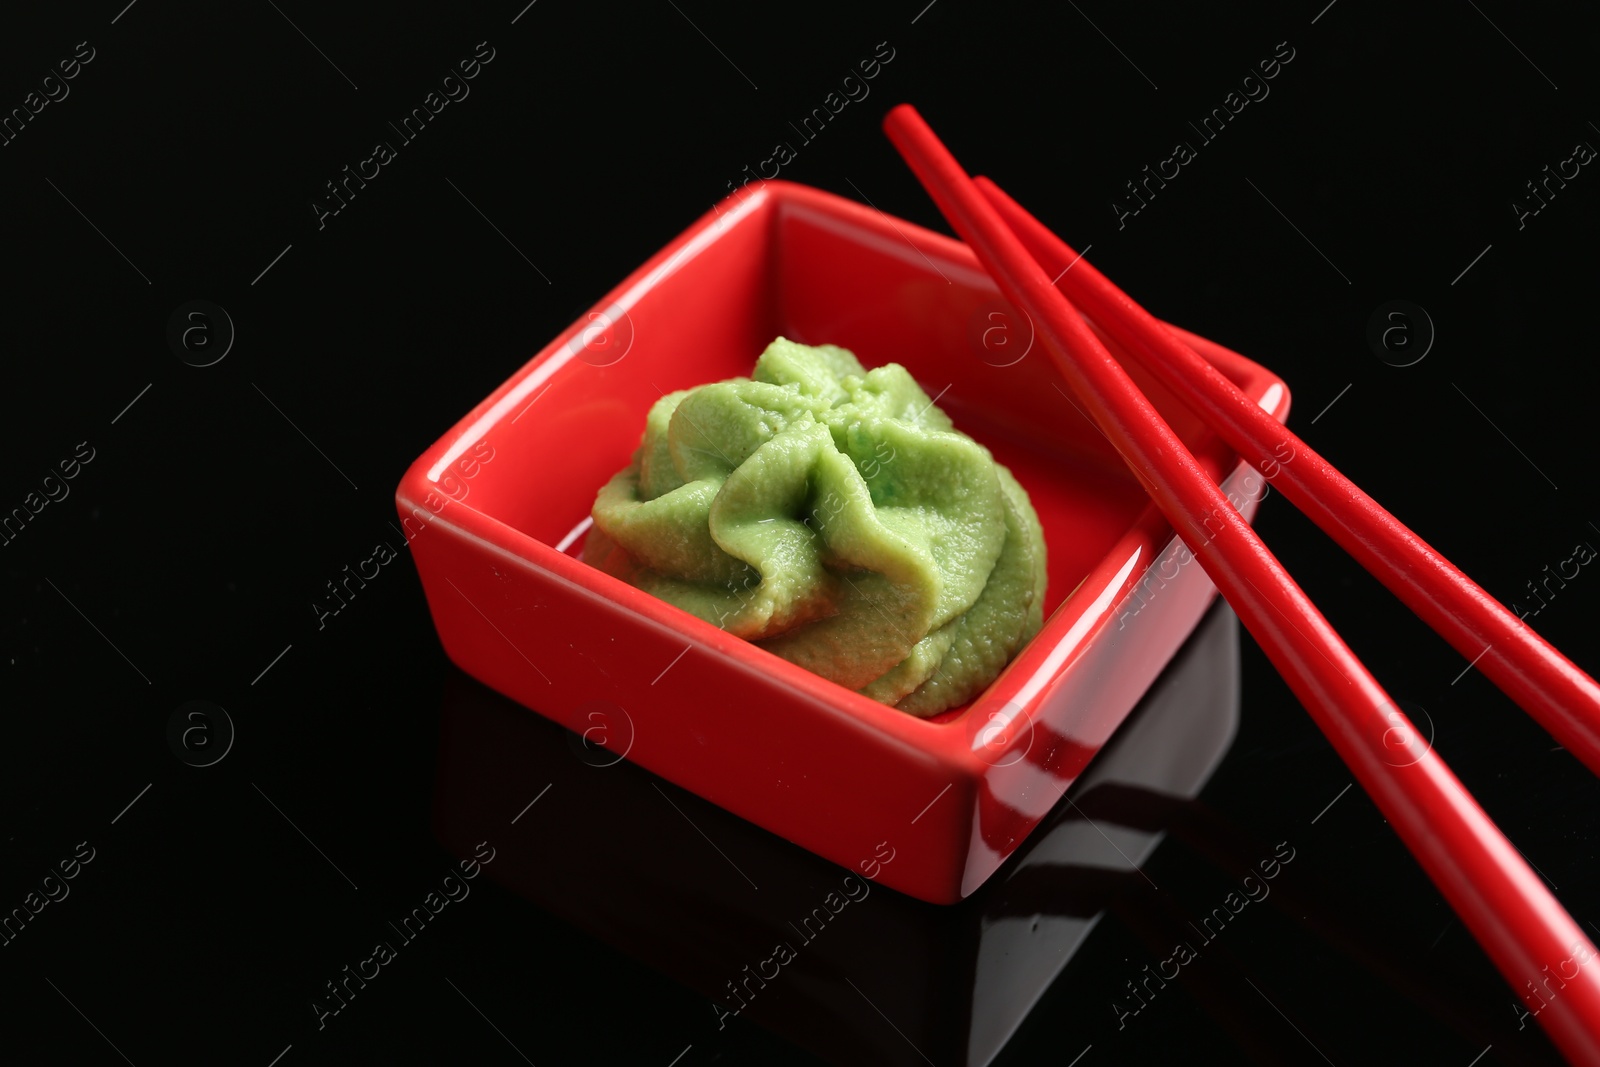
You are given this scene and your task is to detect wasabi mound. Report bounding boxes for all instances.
[583,337,1046,716]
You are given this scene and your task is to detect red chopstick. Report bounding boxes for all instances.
[881,102,1600,1064]
[975,175,1600,779]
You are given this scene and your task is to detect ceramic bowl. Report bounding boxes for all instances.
[395,179,1288,904]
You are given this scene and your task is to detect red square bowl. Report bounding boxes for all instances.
[395,179,1289,904]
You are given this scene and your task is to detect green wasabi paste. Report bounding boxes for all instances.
[583,337,1047,716]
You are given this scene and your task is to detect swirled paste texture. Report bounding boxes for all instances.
[582,338,1047,716]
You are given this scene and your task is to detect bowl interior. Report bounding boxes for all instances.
[449,182,1267,722]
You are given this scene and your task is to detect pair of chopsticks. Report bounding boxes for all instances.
[881,104,1600,1063]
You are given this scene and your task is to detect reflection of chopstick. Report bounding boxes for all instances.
[880,103,1600,1063]
[1116,787,1549,1065]
[992,781,1544,1063]
[976,175,1600,774]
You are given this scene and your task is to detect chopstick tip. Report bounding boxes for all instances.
[882,102,924,135]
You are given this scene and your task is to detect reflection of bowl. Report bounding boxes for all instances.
[395,179,1289,904]
[432,602,1242,1067]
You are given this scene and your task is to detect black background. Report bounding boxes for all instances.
[2,0,1598,1064]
